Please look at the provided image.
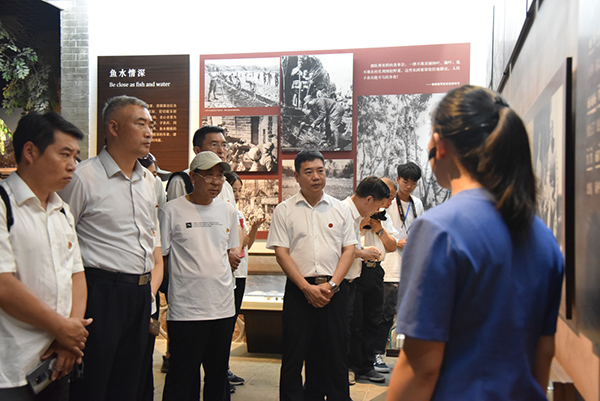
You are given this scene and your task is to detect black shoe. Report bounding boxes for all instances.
[229,382,236,393]
[161,356,169,373]
[358,369,386,383]
[228,369,245,385]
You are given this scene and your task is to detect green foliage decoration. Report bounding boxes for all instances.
[0,19,53,114]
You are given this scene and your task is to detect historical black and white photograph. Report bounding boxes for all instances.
[280,53,353,152]
[236,179,279,232]
[356,93,450,210]
[204,57,280,109]
[525,85,564,250]
[202,115,278,172]
[281,158,353,201]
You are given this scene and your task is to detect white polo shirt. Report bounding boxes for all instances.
[159,196,238,321]
[343,196,364,280]
[267,191,357,277]
[381,196,424,282]
[0,172,84,388]
[58,147,160,274]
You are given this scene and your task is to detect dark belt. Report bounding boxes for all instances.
[305,275,332,285]
[85,267,151,285]
[362,261,381,268]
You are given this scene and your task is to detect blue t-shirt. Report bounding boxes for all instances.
[397,188,564,400]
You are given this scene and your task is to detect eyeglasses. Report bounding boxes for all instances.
[210,141,230,150]
[193,171,226,183]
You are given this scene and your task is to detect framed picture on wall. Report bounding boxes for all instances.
[280,53,353,152]
[523,58,574,319]
[202,115,278,173]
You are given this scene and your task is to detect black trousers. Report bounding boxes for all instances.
[280,278,350,401]
[162,317,235,401]
[69,272,151,401]
[348,264,384,374]
[375,282,399,353]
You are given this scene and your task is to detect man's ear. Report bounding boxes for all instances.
[192,146,201,155]
[21,141,39,164]
[293,170,300,183]
[107,119,119,139]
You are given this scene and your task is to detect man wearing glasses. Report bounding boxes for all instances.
[166,125,235,205]
[162,125,243,387]
[159,151,239,401]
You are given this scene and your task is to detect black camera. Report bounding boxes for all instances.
[363,209,387,230]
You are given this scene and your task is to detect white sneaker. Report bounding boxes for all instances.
[374,354,390,373]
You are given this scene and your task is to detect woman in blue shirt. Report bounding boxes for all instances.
[387,85,564,400]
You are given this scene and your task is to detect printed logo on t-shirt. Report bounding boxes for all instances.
[185,221,224,228]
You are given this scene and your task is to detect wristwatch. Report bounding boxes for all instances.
[328,281,340,293]
[376,229,384,237]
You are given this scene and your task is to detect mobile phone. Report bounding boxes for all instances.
[26,354,57,395]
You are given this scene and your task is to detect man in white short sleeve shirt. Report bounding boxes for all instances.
[267,150,356,401]
[0,111,91,400]
[160,151,239,401]
[374,162,424,372]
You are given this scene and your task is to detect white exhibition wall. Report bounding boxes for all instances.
[86,0,494,158]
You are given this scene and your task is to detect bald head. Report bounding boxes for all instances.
[381,177,397,208]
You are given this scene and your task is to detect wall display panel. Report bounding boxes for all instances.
[281,53,353,152]
[235,179,279,233]
[523,59,573,319]
[356,93,450,211]
[281,159,353,202]
[200,43,469,238]
[204,58,280,109]
[575,0,600,343]
[97,55,190,173]
[202,115,278,173]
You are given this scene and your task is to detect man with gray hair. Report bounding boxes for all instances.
[60,95,163,401]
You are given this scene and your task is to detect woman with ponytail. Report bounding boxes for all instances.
[387,86,564,400]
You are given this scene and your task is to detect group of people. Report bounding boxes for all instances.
[0,85,564,401]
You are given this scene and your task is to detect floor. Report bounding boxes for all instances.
[151,337,393,401]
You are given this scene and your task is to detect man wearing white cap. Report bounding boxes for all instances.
[159,151,239,401]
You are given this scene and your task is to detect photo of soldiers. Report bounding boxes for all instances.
[204,58,280,109]
[281,53,353,152]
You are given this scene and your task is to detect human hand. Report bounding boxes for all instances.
[302,284,331,308]
[228,251,241,270]
[41,340,80,381]
[369,219,383,232]
[398,238,407,249]
[251,217,266,230]
[361,246,381,262]
[52,317,92,358]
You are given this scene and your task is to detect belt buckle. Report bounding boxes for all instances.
[366,261,376,268]
[138,274,150,285]
[315,277,328,285]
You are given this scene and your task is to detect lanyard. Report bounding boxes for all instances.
[397,194,417,234]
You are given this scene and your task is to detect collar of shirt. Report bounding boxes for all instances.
[98,147,145,182]
[7,172,65,213]
[295,190,330,208]
[343,196,362,223]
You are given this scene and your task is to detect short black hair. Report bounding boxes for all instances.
[355,176,390,201]
[397,162,422,182]
[12,111,84,164]
[225,171,241,186]
[294,150,324,173]
[102,95,148,127]
[193,125,225,148]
